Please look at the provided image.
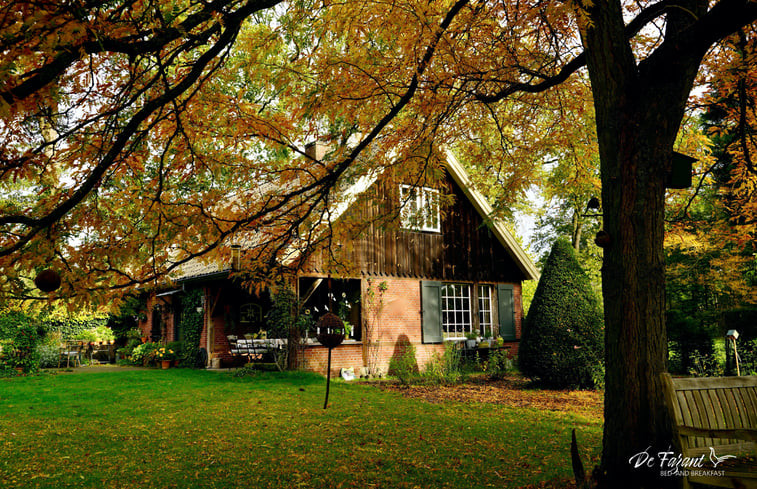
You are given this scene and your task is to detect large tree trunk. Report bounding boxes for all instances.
[595,110,676,488]
[581,0,709,487]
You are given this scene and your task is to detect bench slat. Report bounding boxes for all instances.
[671,376,757,390]
[726,388,749,431]
[678,426,757,441]
[734,388,757,429]
[707,388,729,447]
[690,390,711,447]
[716,389,741,428]
[744,387,757,427]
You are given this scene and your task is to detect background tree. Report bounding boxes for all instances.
[520,238,604,389]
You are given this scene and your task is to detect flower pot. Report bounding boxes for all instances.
[161,360,171,369]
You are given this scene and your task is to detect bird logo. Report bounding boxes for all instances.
[709,447,737,468]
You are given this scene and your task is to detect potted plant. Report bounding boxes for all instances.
[166,341,184,367]
[75,329,98,346]
[479,331,493,348]
[464,331,478,349]
[155,346,176,369]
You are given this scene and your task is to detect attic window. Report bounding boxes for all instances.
[399,184,440,233]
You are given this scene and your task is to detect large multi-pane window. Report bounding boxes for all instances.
[441,283,472,338]
[422,281,515,344]
[478,285,493,337]
[399,185,441,233]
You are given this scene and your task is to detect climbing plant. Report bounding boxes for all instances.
[180,289,204,368]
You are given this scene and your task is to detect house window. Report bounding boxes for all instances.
[399,184,440,233]
[478,285,493,337]
[441,283,472,339]
[299,277,362,341]
[422,281,516,344]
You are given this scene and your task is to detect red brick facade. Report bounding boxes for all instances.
[138,295,179,343]
[140,276,523,376]
[297,276,522,376]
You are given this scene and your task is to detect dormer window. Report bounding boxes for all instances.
[399,184,440,233]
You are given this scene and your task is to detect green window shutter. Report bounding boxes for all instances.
[421,281,443,344]
[497,284,516,340]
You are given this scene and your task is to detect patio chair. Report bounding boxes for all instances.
[58,342,82,368]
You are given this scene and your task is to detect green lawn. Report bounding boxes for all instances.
[0,369,602,488]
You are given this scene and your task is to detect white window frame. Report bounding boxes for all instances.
[399,184,441,233]
[441,283,472,339]
[478,285,493,338]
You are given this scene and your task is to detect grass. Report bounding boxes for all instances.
[0,368,603,488]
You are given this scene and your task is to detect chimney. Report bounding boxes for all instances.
[231,245,241,271]
[305,141,328,161]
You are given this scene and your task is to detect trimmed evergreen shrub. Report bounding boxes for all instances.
[519,238,604,389]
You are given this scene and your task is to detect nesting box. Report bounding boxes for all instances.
[34,269,61,292]
[666,152,695,189]
[594,230,612,248]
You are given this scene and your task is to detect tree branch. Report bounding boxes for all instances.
[0,0,282,256]
[473,0,704,103]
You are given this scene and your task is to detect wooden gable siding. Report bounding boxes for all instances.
[303,170,526,283]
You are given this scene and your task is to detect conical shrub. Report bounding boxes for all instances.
[519,238,604,389]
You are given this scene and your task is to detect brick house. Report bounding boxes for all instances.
[138,149,538,375]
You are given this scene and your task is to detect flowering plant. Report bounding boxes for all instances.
[155,347,176,361]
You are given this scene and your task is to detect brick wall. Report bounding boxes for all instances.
[299,277,446,376]
[298,277,523,376]
[137,294,177,343]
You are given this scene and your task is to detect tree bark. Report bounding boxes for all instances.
[571,208,582,252]
[580,0,709,486]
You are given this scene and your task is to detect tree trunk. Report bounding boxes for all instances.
[595,111,676,488]
[571,208,582,252]
[580,1,709,487]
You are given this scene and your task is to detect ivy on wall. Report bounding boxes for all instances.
[41,316,109,340]
[180,289,204,367]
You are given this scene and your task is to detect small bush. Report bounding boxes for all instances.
[688,350,725,377]
[37,332,62,368]
[486,350,515,380]
[131,342,160,366]
[388,343,418,386]
[422,342,462,385]
[0,312,41,373]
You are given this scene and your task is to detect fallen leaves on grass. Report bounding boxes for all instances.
[377,375,603,420]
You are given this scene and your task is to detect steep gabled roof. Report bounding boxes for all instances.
[443,150,539,281]
[173,149,539,282]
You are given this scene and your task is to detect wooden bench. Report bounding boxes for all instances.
[661,373,757,489]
